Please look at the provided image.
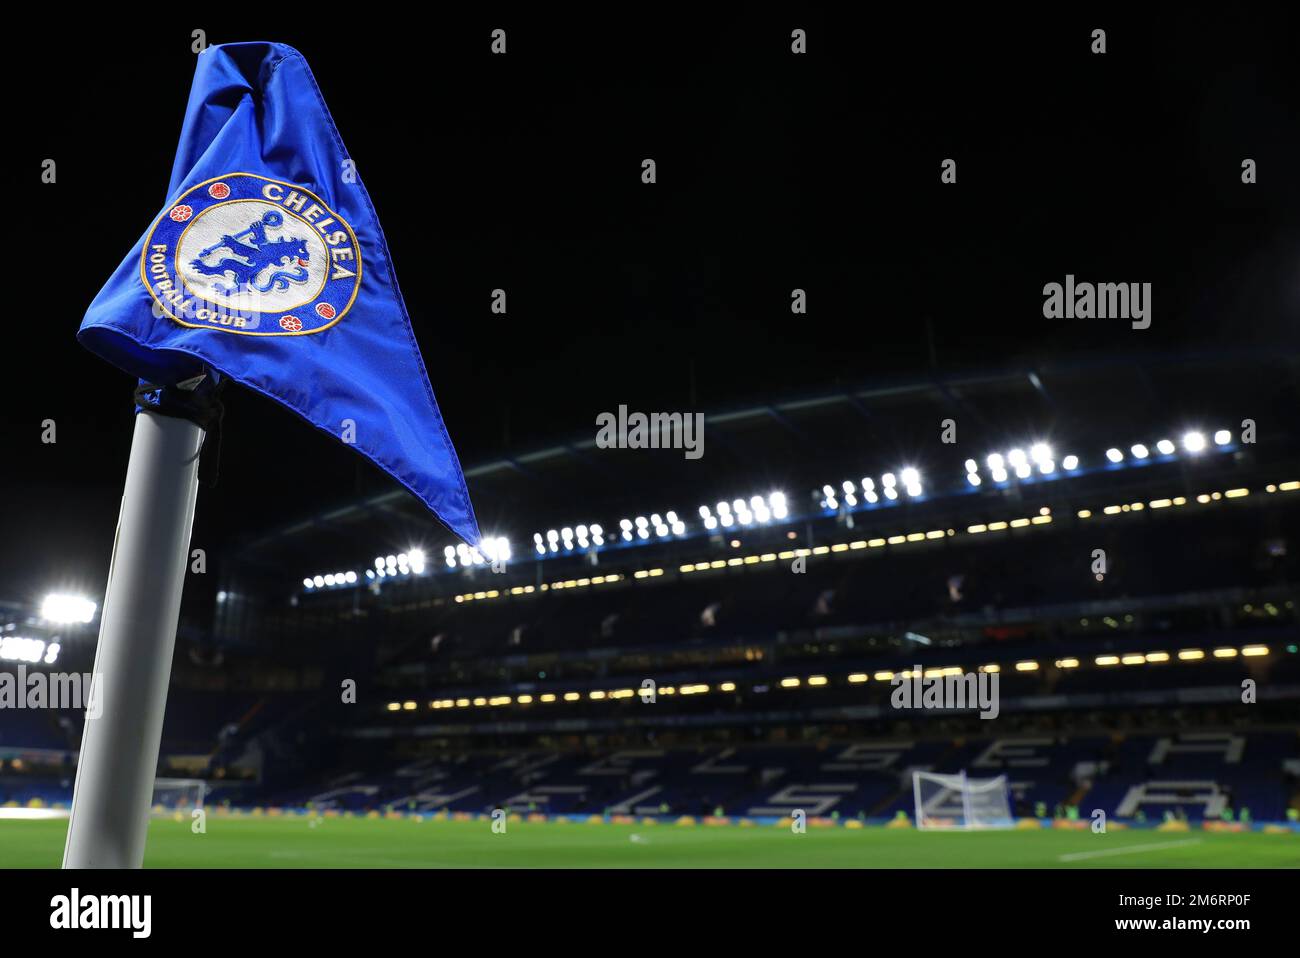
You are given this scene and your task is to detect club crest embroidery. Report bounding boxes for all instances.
[141,173,361,335]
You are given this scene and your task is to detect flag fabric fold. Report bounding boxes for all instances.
[78,41,480,546]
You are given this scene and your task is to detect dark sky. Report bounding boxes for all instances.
[7,9,1300,603]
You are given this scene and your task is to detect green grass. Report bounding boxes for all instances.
[4,816,1298,868]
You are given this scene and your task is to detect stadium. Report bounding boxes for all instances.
[4,350,1300,868]
[6,15,1300,931]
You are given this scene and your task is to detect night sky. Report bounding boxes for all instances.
[7,9,1300,605]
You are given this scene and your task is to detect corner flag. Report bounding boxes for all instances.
[78,41,480,546]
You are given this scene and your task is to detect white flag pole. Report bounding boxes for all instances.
[62,400,205,868]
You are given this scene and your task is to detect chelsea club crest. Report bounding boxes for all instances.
[141,173,361,335]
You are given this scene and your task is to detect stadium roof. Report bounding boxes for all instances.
[233,347,1297,572]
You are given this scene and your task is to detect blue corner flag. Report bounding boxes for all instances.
[78,41,480,547]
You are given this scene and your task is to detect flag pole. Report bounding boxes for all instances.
[63,398,205,868]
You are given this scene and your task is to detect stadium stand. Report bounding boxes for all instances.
[4,354,1300,830]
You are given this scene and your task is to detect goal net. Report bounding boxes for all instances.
[912,770,1014,829]
[151,777,207,816]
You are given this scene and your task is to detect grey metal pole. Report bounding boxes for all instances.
[63,407,205,868]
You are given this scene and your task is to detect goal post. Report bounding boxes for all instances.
[151,777,207,816]
[912,770,1014,829]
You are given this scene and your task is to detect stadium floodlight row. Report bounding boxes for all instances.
[431,475,1295,605]
[293,428,1244,593]
[819,471,921,509]
[699,493,788,530]
[38,593,97,624]
[444,538,511,569]
[0,635,61,664]
[386,642,1279,714]
[295,484,1291,607]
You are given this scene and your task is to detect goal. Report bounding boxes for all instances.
[151,777,207,816]
[912,770,1014,829]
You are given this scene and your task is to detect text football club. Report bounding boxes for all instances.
[141,173,361,335]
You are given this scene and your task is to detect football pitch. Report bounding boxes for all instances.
[3,817,1298,868]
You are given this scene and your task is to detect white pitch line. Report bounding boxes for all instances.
[1059,838,1202,862]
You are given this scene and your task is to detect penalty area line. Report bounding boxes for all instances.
[1058,838,1202,862]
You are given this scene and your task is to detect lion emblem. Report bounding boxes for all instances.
[188,210,311,296]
